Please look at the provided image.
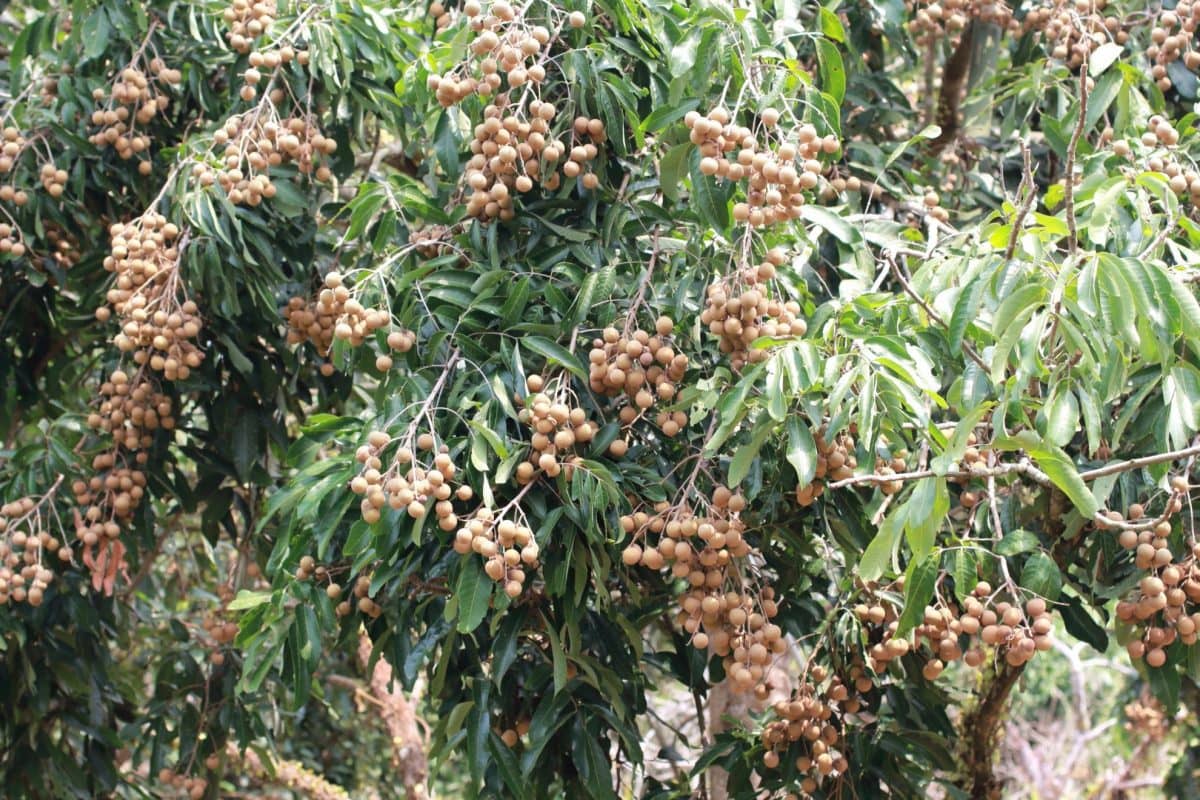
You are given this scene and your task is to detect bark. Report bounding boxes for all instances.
[706,680,752,800]
[930,22,976,155]
[957,658,1025,800]
[357,634,429,800]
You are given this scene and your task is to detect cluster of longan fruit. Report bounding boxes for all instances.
[793,429,857,506]
[333,573,383,618]
[462,97,603,221]
[155,770,209,800]
[0,497,68,606]
[906,0,1014,49]
[1144,7,1200,93]
[86,370,176,452]
[428,1,552,106]
[588,318,689,436]
[224,0,276,54]
[1022,0,1116,71]
[199,590,240,666]
[687,107,836,228]
[495,716,532,748]
[759,670,851,797]
[99,217,205,381]
[350,429,470,528]
[1124,692,1170,742]
[235,44,304,101]
[515,382,603,481]
[1109,118,1200,207]
[72,460,148,548]
[88,60,180,170]
[1112,481,1200,668]
[44,223,80,268]
[0,126,26,177]
[285,271,411,374]
[855,582,1054,679]
[411,223,454,257]
[454,505,539,598]
[0,223,26,257]
[701,252,806,371]
[197,112,335,206]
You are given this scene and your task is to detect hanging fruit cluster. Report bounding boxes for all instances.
[99,215,205,381]
[1147,7,1200,93]
[905,0,1014,48]
[1111,477,1200,668]
[1021,0,1117,70]
[223,0,277,54]
[196,110,334,206]
[621,487,784,697]
[88,58,182,170]
[854,580,1055,677]
[350,429,469,529]
[1109,117,1200,208]
[454,504,539,598]
[515,377,602,481]
[427,1,552,106]
[0,491,69,606]
[687,107,837,228]
[462,97,604,220]
[284,271,412,375]
[588,317,689,436]
[758,666,851,798]
[702,249,807,371]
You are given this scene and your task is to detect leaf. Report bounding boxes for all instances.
[801,204,858,246]
[814,38,845,105]
[904,479,948,560]
[227,590,272,611]
[1088,42,1125,76]
[689,164,729,230]
[1060,593,1108,653]
[727,416,773,487]
[1019,552,1063,601]
[860,503,907,581]
[1043,385,1080,448]
[895,554,938,637]
[819,8,845,42]
[786,417,817,488]
[660,142,690,203]
[454,558,493,633]
[1147,660,1181,709]
[995,529,1040,556]
[522,336,588,381]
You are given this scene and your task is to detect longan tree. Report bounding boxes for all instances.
[4,0,1200,798]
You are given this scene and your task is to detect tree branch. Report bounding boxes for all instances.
[957,658,1025,799]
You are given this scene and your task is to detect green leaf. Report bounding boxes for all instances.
[800,204,858,244]
[814,38,845,105]
[1018,552,1063,601]
[995,529,1040,556]
[689,164,730,230]
[785,417,817,488]
[860,503,907,581]
[1043,385,1079,448]
[819,8,845,42]
[227,590,273,611]
[454,558,493,633]
[1060,593,1108,653]
[931,404,992,475]
[728,416,773,487]
[904,479,948,560]
[896,554,938,638]
[522,337,588,381]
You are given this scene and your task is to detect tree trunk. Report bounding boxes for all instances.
[357,634,429,800]
[958,658,1025,799]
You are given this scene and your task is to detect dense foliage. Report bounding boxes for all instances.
[5,0,1200,798]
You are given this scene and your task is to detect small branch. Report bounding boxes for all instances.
[1077,442,1200,481]
[887,255,989,371]
[1064,62,1090,255]
[1004,141,1037,262]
